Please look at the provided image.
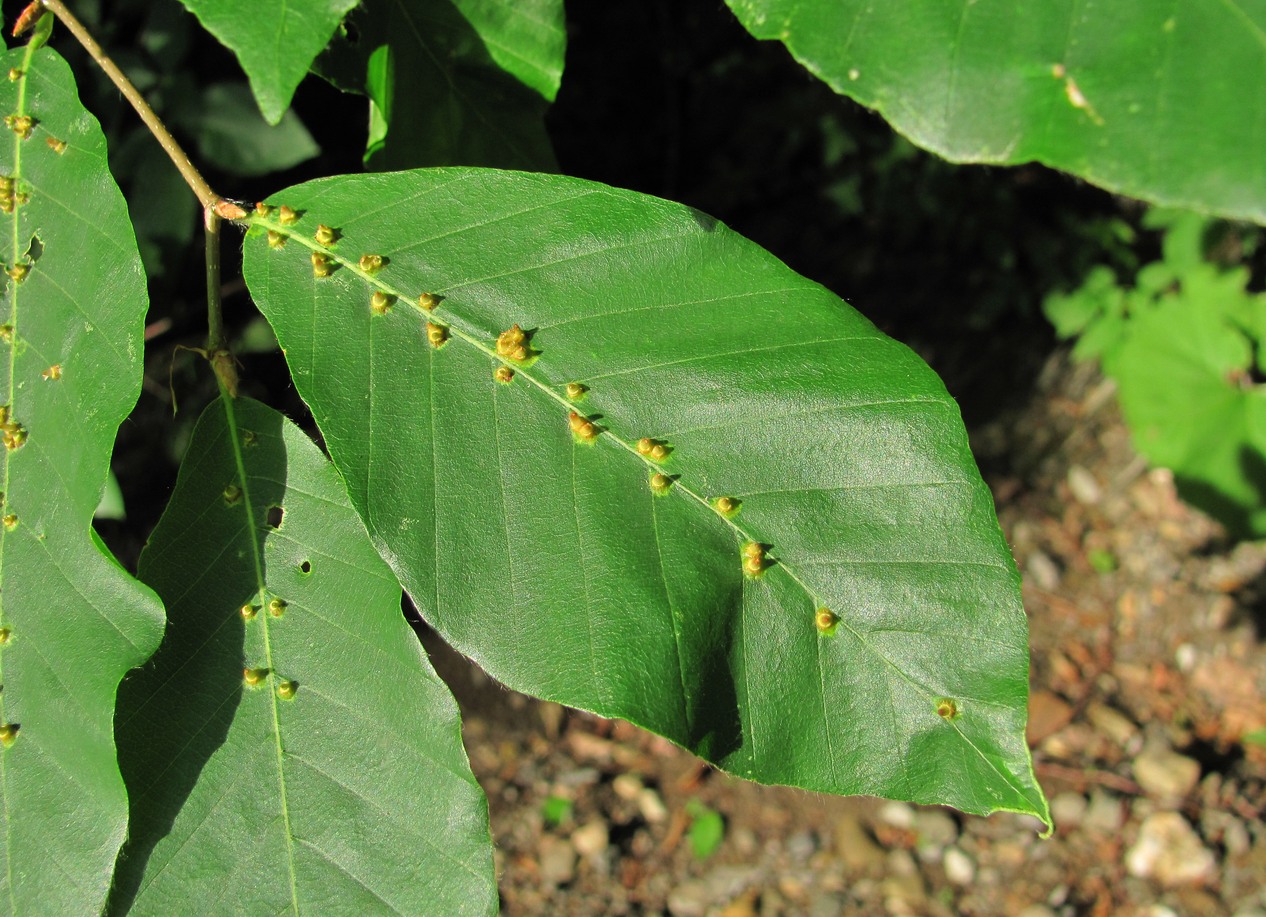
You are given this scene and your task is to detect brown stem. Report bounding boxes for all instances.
[38,0,219,210]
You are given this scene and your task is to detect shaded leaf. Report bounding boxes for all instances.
[184,82,320,177]
[177,0,360,123]
[242,169,1049,827]
[725,0,1266,222]
[316,0,559,170]
[0,46,165,913]
[113,397,496,915]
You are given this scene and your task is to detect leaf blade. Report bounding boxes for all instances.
[112,397,497,915]
[0,46,165,914]
[243,169,1048,826]
[724,0,1266,222]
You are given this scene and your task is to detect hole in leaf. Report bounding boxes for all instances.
[24,234,41,264]
[299,560,312,574]
[266,505,284,528]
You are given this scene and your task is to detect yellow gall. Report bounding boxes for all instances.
[45,136,66,154]
[242,429,258,447]
[568,411,586,433]
[650,472,672,495]
[935,698,960,720]
[495,365,515,383]
[742,541,763,559]
[6,262,29,283]
[276,680,297,700]
[3,425,27,451]
[417,292,441,311]
[565,382,588,401]
[0,724,18,746]
[427,322,449,348]
[278,205,300,225]
[268,598,287,617]
[314,224,338,246]
[0,198,13,215]
[0,324,12,344]
[359,253,385,274]
[223,483,242,505]
[636,438,654,456]
[714,496,739,516]
[0,627,10,644]
[254,202,272,216]
[0,176,12,193]
[2,514,15,531]
[5,115,33,139]
[6,69,21,82]
[311,252,334,278]
[370,291,394,315]
[243,667,268,686]
[240,603,259,620]
[815,608,839,634]
[510,344,528,362]
[267,230,286,249]
[649,443,669,461]
[576,421,598,442]
[41,364,61,381]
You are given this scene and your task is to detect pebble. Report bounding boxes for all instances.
[835,813,886,876]
[1175,642,1198,673]
[1067,464,1102,504]
[611,773,643,800]
[1087,702,1139,748]
[913,809,959,854]
[1026,549,1062,590]
[1126,812,1217,887]
[943,846,975,885]
[1016,906,1057,917]
[1082,789,1125,834]
[637,787,669,824]
[571,820,609,858]
[878,801,915,830]
[537,834,576,887]
[1133,746,1201,803]
[1049,791,1088,831]
[666,880,709,917]
[786,830,817,863]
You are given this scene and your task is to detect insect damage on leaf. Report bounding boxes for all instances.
[358,253,386,275]
[4,114,34,139]
[2,513,16,531]
[240,603,259,620]
[495,365,515,384]
[417,292,442,312]
[565,382,588,401]
[243,667,269,687]
[370,291,394,315]
[742,541,769,578]
[44,135,65,154]
[636,438,671,461]
[650,472,674,495]
[268,598,287,618]
[0,723,18,746]
[815,608,839,636]
[315,224,339,246]
[278,205,300,225]
[223,483,243,505]
[936,697,961,720]
[311,252,334,278]
[276,680,297,700]
[713,496,741,517]
[427,322,449,349]
[568,410,599,444]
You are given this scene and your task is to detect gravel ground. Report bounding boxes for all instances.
[428,352,1266,916]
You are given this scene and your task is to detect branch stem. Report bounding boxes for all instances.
[39,0,219,210]
[205,209,224,351]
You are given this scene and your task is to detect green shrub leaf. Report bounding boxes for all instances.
[316,0,561,170]
[242,169,1049,827]
[725,0,1266,222]
[0,46,165,913]
[177,0,360,124]
[112,397,496,915]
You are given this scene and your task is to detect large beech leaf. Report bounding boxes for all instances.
[0,46,164,913]
[316,0,560,170]
[176,0,360,124]
[242,169,1049,826]
[111,397,496,915]
[725,0,1266,223]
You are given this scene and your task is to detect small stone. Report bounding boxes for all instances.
[878,801,915,830]
[1126,812,1217,886]
[1067,464,1102,504]
[1174,642,1198,673]
[1133,746,1201,803]
[943,846,975,886]
[638,787,668,824]
[667,880,709,917]
[835,813,885,876]
[571,820,609,858]
[1049,792,1088,831]
[537,835,576,887]
[1016,907,1057,917]
[786,830,816,862]
[612,773,642,800]
[1087,702,1139,748]
[1025,549,1061,590]
[1083,790,1125,834]
[913,809,958,854]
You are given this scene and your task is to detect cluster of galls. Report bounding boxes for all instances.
[0,405,26,451]
[496,323,531,362]
[568,411,599,443]
[0,175,27,214]
[4,114,33,140]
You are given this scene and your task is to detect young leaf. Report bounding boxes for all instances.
[112,397,496,915]
[242,170,1050,828]
[0,46,165,912]
[724,0,1266,222]
[316,0,561,170]
[176,0,360,124]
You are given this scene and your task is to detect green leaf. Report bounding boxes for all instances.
[177,0,360,124]
[685,800,725,860]
[183,82,320,177]
[112,397,496,915]
[724,0,1266,222]
[242,169,1049,828]
[0,46,165,913]
[316,0,560,170]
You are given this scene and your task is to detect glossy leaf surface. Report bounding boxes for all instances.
[0,46,164,913]
[177,0,359,123]
[243,169,1049,826]
[316,0,561,170]
[725,0,1266,222]
[113,397,496,915]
